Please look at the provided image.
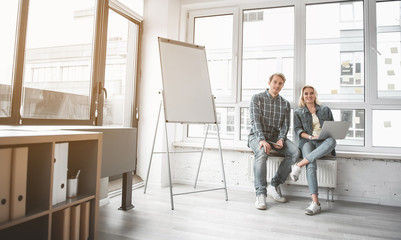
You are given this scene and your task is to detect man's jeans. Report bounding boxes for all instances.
[302,137,336,195]
[248,135,300,196]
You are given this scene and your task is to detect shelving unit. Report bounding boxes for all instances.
[0,130,102,240]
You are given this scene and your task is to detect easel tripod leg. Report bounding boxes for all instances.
[144,101,162,194]
[194,124,209,189]
[216,123,228,201]
[164,121,174,210]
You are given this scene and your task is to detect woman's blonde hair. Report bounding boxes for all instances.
[299,85,320,108]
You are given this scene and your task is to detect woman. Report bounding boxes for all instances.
[291,85,336,215]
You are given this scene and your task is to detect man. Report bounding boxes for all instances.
[248,73,300,210]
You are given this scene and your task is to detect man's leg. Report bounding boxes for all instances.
[248,135,268,196]
[271,139,300,186]
[248,135,268,209]
[267,139,300,202]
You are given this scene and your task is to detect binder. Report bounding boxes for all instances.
[53,143,68,205]
[80,201,90,240]
[0,148,12,223]
[70,204,81,240]
[52,207,71,240]
[10,147,28,220]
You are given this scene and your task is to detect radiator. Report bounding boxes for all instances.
[249,155,337,200]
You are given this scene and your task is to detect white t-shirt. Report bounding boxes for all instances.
[312,113,321,137]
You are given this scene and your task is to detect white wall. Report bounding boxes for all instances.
[172,148,401,207]
[136,0,401,207]
[136,0,181,187]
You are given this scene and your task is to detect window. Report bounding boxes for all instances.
[186,1,401,155]
[373,110,401,147]
[22,0,96,120]
[242,7,294,102]
[0,2,19,117]
[193,14,234,102]
[332,109,364,146]
[1,0,142,127]
[188,107,235,140]
[377,1,401,99]
[306,2,364,102]
[103,8,140,127]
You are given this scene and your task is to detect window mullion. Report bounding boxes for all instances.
[11,0,29,125]
[294,0,306,105]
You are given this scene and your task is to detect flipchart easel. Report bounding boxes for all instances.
[143,37,228,210]
[143,91,228,210]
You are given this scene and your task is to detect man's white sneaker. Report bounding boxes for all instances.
[255,194,267,210]
[305,201,321,215]
[290,164,302,182]
[266,185,287,203]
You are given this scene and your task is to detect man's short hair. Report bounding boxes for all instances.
[269,73,286,83]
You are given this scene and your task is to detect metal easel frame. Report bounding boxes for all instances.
[143,96,228,210]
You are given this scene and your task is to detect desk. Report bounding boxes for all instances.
[66,127,137,211]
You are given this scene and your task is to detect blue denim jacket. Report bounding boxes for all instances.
[294,104,336,156]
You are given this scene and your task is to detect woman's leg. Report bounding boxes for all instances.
[306,161,318,199]
[297,138,336,168]
[290,142,314,181]
[305,161,321,215]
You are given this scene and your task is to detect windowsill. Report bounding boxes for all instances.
[173,141,401,161]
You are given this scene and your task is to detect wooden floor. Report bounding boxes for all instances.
[98,184,401,240]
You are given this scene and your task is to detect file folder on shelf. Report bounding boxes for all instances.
[80,201,90,240]
[53,143,69,205]
[0,148,12,223]
[70,204,81,240]
[52,207,71,240]
[10,147,28,220]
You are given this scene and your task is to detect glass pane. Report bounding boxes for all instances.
[377,1,401,98]
[0,2,19,117]
[194,15,233,101]
[22,0,95,119]
[306,2,364,102]
[103,10,139,126]
[373,110,401,147]
[331,109,364,146]
[188,107,234,140]
[240,107,251,141]
[242,7,294,102]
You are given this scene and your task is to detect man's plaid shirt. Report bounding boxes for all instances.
[249,89,291,143]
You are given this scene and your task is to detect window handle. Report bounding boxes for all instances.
[371,46,381,56]
[98,82,108,99]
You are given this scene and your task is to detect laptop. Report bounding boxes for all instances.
[314,121,351,140]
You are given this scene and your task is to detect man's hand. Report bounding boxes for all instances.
[274,139,284,149]
[259,140,272,154]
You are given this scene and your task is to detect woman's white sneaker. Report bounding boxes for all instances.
[290,164,301,182]
[305,201,321,215]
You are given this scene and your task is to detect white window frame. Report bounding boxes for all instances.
[187,7,240,104]
[181,0,401,156]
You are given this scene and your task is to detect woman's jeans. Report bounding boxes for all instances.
[248,135,300,196]
[302,137,336,195]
